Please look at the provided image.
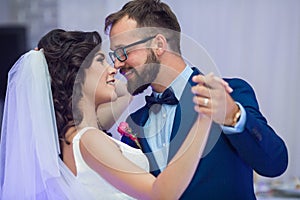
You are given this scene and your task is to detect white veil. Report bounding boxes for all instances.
[0,50,91,199]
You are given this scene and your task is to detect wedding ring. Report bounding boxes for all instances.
[203,98,209,106]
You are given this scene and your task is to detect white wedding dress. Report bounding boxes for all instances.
[72,127,150,199]
[0,51,149,199]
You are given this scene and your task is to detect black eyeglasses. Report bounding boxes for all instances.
[109,36,156,63]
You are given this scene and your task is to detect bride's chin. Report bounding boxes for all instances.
[95,91,117,105]
[109,92,118,102]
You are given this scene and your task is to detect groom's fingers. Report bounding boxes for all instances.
[192,73,218,89]
[213,76,233,93]
[191,83,210,97]
[192,74,206,85]
[192,73,233,93]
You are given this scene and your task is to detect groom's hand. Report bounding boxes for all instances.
[191,73,240,126]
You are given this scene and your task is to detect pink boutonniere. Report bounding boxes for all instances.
[117,122,141,149]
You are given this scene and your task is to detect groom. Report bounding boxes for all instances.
[105,0,288,199]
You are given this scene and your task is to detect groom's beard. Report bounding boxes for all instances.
[127,50,160,96]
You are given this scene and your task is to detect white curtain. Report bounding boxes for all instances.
[164,0,300,180]
[57,0,299,181]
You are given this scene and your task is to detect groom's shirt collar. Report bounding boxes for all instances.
[153,65,193,100]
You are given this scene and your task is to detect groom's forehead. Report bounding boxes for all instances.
[109,33,137,49]
[108,27,158,49]
[109,30,142,50]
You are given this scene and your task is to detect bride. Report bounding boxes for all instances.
[0,29,211,199]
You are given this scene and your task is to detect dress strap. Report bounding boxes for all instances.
[72,127,97,177]
[73,127,97,142]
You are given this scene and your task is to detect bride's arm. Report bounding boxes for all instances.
[80,115,211,200]
[152,115,210,199]
[96,79,132,130]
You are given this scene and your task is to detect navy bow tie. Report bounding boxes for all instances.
[145,87,179,113]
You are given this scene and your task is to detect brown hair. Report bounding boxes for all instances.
[37,29,102,144]
[105,0,181,54]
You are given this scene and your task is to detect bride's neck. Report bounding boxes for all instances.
[77,97,99,129]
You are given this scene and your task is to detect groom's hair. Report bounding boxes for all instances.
[105,0,181,54]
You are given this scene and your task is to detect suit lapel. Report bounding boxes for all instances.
[167,67,225,161]
[167,68,200,162]
[127,107,161,176]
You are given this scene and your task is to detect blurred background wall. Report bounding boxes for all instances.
[0,0,299,182]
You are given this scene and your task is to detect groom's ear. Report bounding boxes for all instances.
[153,34,167,56]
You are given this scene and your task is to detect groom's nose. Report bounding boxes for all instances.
[113,58,125,70]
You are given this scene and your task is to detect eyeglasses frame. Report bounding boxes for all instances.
[109,35,156,63]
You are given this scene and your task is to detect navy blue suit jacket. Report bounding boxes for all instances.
[122,68,288,199]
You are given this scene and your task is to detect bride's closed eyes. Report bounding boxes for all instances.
[96,52,105,64]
